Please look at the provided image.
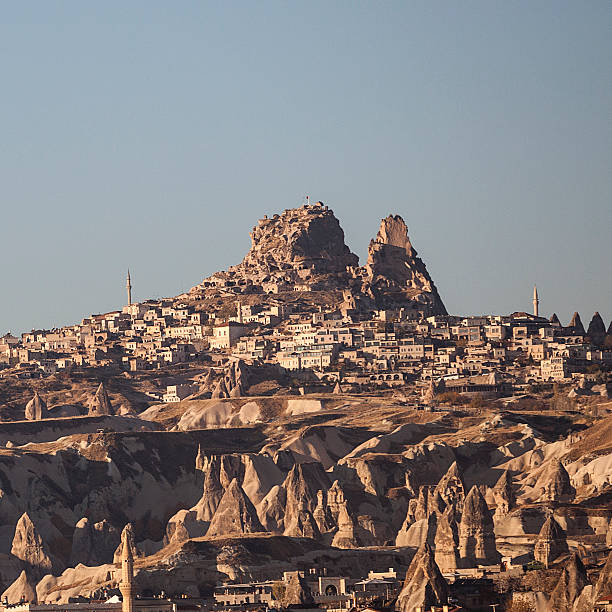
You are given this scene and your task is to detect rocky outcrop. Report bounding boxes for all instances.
[211,361,250,399]
[548,552,589,611]
[569,312,585,335]
[534,515,569,568]
[331,501,362,549]
[595,548,612,601]
[256,485,286,533]
[281,572,314,607]
[11,513,54,577]
[199,203,359,291]
[164,509,207,545]
[69,517,120,566]
[193,454,244,521]
[492,470,515,517]
[206,479,264,537]
[434,506,460,572]
[24,392,48,421]
[326,480,348,522]
[193,204,446,314]
[587,312,606,344]
[88,382,113,416]
[606,519,612,547]
[396,512,437,549]
[283,498,321,540]
[2,570,37,604]
[396,544,448,612]
[543,460,575,503]
[432,461,465,514]
[364,215,446,314]
[313,489,335,534]
[283,462,331,529]
[459,486,500,567]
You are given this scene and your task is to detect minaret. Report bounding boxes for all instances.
[119,525,135,612]
[126,270,132,307]
[533,285,539,317]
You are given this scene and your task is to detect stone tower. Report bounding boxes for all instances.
[126,270,132,307]
[119,525,135,612]
[533,285,539,317]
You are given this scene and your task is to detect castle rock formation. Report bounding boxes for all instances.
[364,215,446,314]
[194,203,446,316]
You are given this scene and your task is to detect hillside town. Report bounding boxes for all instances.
[0,205,611,612]
[1,273,610,404]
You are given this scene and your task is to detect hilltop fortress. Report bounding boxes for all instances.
[190,201,447,316]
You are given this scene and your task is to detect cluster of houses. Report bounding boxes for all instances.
[1,294,610,398]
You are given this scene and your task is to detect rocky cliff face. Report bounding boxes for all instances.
[534,515,568,568]
[194,203,446,315]
[11,513,54,578]
[548,552,589,611]
[396,544,448,612]
[364,215,447,314]
[69,518,119,567]
[433,506,460,572]
[24,392,48,421]
[202,203,359,290]
[458,486,500,567]
[206,479,264,537]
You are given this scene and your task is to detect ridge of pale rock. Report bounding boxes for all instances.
[206,479,264,537]
[459,486,500,567]
[396,543,448,612]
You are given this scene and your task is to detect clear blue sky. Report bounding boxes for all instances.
[1,1,611,333]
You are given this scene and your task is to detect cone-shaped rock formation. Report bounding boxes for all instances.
[88,382,113,416]
[534,515,569,568]
[459,486,500,567]
[206,479,263,537]
[395,543,448,612]
[24,392,48,421]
